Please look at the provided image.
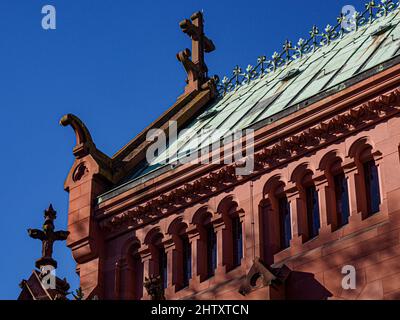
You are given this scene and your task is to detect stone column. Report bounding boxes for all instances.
[117,257,136,300]
[214,221,226,281]
[345,167,362,224]
[288,190,302,253]
[315,179,332,238]
[242,181,262,271]
[187,227,201,289]
[139,247,152,300]
[347,168,358,216]
[239,210,246,267]
[164,241,176,298]
[114,260,121,300]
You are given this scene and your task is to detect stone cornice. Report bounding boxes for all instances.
[98,86,400,234]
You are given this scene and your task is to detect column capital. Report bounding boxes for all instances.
[316,181,332,237]
[139,245,152,262]
[188,232,200,242]
[343,163,357,174]
[285,180,297,192]
[187,224,199,235]
[345,168,362,219]
[315,178,329,189]
[211,215,224,227]
[164,241,175,252]
[287,188,300,199]
[213,221,225,231]
[165,243,174,255]
[234,208,246,219]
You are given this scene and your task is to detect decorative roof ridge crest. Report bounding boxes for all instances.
[217,0,400,97]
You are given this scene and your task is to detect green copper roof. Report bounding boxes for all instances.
[98,2,400,203]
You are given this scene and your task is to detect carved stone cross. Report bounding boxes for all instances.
[177,11,215,95]
[28,204,70,269]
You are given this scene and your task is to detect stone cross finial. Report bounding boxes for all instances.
[177,11,215,95]
[27,204,70,269]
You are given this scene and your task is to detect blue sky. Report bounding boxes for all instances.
[0,0,368,299]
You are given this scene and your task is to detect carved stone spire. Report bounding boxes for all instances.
[27,204,70,269]
[177,11,215,95]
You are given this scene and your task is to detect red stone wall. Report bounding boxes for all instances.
[64,67,400,300]
[91,115,400,300]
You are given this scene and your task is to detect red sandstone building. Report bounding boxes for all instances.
[60,3,400,300]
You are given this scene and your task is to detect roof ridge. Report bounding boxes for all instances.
[216,0,400,96]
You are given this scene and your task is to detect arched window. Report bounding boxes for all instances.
[349,139,382,219]
[292,165,320,242]
[121,240,143,300]
[303,175,320,240]
[232,215,243,268]
[259,200,272,264]
[131,250,144,299]
[147,232,168,289]
[320,156,350,231]
[219,197,244,271]
[168,219,192,291]
[363,159,381,217]
[278,196,291,250]
[359,145,381,217]
[333,171,350,228]
[205,223,217,278]
[260,177,291,265]
[181,235,192,288]
[320,152,350,231]
[192,208,218,282]
[158,246,168,289]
